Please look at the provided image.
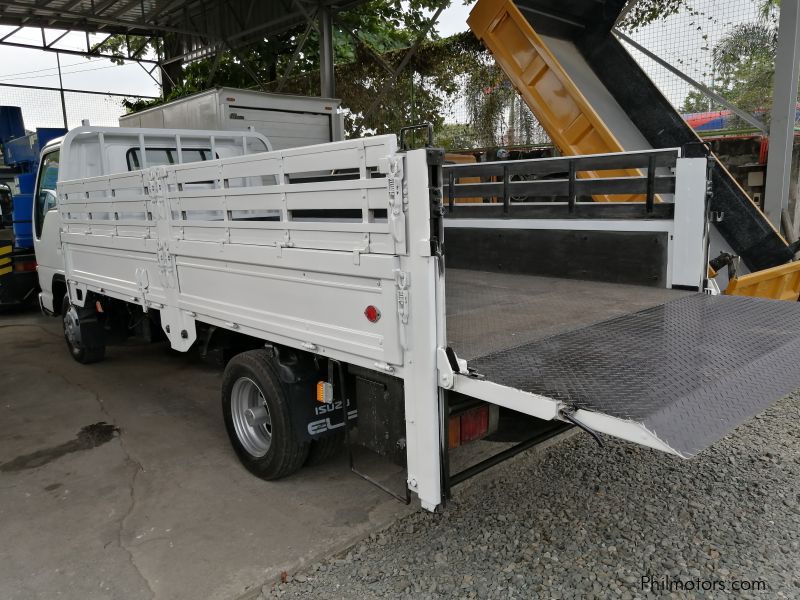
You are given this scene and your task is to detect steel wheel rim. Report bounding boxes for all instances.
[230,376,272,457]
[63,305,82,350]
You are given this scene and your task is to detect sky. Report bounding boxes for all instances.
[0,0,759,128]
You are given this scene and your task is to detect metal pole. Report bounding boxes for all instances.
[56,52,68,129]
[319,2,334,98]
[765,0,800,230]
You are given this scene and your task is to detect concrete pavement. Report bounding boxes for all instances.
[0,311,411,600]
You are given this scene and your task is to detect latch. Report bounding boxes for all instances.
[135,267,150,313]
[275,231,294,257]
[156,240,171,269]
[156,240,177,288]
[395,270,410,325]
[353,235,370,265]
[384,157,406,246]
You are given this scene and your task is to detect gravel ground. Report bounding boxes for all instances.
[256,393,800,599]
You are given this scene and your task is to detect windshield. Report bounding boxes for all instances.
[35,150,59,238]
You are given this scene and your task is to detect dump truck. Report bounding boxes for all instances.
[32,121,800,511]
[465,0,800,299]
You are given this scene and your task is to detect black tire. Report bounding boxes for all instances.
[62,294,105,364]
[221,349,309,479]
[305,430,345,467]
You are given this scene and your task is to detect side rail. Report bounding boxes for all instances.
[165,135,406,255]
[58,135,412,371]
[444,148,680,218]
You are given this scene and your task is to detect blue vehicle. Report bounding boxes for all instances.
[0,106,65,307]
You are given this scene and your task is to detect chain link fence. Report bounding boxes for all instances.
[0,84,158,130]
[620,0,786,135]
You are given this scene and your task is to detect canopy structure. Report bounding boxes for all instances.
[0,0,367,94]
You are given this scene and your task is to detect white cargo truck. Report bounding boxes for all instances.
[118,87,344,151]
[33,124,800,511]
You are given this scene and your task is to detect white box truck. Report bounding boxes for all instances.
[119,87,345,150]
[32,123,800,511]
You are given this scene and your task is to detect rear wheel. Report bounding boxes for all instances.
[62,294,105,364]
[222,350,309,479]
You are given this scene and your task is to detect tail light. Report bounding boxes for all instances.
[13,260,37,273]
[448,404,491,449]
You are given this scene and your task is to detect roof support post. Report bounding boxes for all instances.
[319,2,335,98]
[765,0,800,230]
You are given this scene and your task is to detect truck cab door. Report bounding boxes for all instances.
[32,148,63,313]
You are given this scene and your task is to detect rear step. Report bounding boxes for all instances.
[453,294,800,458]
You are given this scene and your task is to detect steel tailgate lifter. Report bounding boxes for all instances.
[442,293,800,459]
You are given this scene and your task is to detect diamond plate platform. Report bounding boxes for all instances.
[467,293,800,457]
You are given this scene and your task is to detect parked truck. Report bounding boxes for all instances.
[0,106,65,306]
[32,120,800,511]
[118,87,345,151]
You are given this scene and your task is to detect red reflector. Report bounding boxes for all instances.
[460,405,490,444]
[364,305,381,323]
[14,260,37,273]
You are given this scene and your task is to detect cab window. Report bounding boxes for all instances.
[35,149,59,239]
[126,148,212,170]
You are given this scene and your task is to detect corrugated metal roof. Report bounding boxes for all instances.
[0,0,366,47]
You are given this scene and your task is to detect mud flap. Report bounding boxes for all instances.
[461,294,800,458]
[264,347,355,442]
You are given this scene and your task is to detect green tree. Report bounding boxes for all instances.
[97,0,453,92]
[712,18,778,114]
[102,1,490,142]
[681,90,712,113]
[677,1,780,123]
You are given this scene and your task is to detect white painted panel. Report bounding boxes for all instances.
[176,257,401,364]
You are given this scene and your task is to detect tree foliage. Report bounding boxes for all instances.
[620,0,693,31]
[713,18,778,114]
[621,0,779,31]
[111,0,543,149]
[108,1,485,141]
[462,60,546,147]
[676,0,780,123]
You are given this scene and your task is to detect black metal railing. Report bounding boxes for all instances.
[443,148,681,219]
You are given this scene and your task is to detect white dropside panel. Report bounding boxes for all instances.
[58,135,411,372]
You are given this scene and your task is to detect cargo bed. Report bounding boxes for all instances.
[446,269,687,360]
